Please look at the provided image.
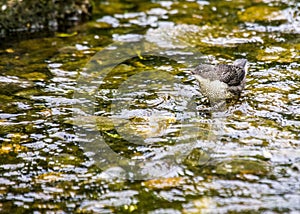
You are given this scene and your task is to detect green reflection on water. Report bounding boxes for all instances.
[0,0,299,213]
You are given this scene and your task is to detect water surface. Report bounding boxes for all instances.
[0,0,299,213]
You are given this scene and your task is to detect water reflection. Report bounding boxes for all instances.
[72,40,224,180]
[0,0,299,213]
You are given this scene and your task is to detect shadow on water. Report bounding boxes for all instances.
[0,0,299,213]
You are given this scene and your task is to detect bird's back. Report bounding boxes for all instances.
[193,60,247,86]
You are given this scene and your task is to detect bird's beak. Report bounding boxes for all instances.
[181,68,194,75]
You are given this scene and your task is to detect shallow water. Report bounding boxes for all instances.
[0,0,299,213]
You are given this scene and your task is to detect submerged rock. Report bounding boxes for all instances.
[215,158,271,177]
[238,6,286,23]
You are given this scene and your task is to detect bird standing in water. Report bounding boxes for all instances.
[192,59,248,108]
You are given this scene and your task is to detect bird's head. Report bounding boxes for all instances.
[233,59,248,75]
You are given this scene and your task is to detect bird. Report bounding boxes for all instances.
[192,59,248,107]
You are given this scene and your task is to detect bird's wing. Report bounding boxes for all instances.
[217,64,245,86]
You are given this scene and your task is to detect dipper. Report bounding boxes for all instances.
[192,59,248,104]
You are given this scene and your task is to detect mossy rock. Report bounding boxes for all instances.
[0,0,92,38]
